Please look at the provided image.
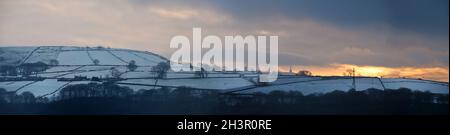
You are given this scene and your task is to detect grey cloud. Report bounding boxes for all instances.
[0,0,448,70]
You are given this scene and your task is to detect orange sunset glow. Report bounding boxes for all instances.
[280,64,449,82]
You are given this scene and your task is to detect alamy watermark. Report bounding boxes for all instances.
[169,28,278,82]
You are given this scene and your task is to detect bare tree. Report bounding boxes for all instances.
[49,59,59,66]
[151,62,170,88]
[127,60,137,71]
[93,59,100,65]
[343,69,354,77]
[19,62,48,77]
[195,67,208,78]
[21,91,35,104]
[111,67,121,78]
[152,62,170,79]
[297,70,312,76]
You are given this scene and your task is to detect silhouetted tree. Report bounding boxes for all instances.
[152,62,170,79]
[93,59,100,65]
[412,91,433,103]
[151,62,170,89]
[436,94,449,104]
[0,88,7,103]
[343,69,355,77]
[110,67,121,78]
[0,86,448,115]
[21,91,35,104]
[0,65,17,76]
[127,60,137,71]
[19,62,48,76]
[58,82,133,100]
[268,90,288,104]
[195,67,208,78]
[297,70,312,76]
[49,59,59,66]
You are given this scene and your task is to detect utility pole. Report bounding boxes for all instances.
[352,67,356,90]
[289,66,292,73]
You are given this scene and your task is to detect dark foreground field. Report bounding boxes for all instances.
[1,83,448,115]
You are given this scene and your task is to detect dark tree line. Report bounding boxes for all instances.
[1,61,54,77]
[0,84,448,115]
[58,82,133,100]
[0,88,38,104]
[0,65,18,76]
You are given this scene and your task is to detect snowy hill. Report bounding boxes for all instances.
[0,46,167,66]
[0,46,448,99]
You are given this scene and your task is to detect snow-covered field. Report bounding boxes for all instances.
[61,70,113,78]
[207,73,241,78]
[166,72,196,78]
[235,77,448,95]
[121,71,155,78]
[131,52,166,63]
[0,47,36,65]
[269,76,323,85]
[381,78,448,94]
[118,84,159,91]
[88,50,126,65]
[0,79,99,98]
[24,46,60,64]
[1,46,448,98]
[42,81,98,98]
[0,81,35,92]
[77,66,115,71]
[2,76,446,98]
[60,46,84,51]
[120,78,255,90]
[36,72,73,78]
[236,78,385,95]
[16,79,68,97]
[110,51,157,66]
[45,66,82,72]
[57,51,93,65]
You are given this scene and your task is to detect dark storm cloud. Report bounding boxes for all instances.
[212,0,449,37]
[122,0,449,68]
[0,0,448,69]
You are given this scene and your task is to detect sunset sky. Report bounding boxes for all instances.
[0,0,448,82]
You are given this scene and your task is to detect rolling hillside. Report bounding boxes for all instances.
[0,46,448,99]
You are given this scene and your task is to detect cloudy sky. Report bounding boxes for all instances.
[0,0,448,81]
